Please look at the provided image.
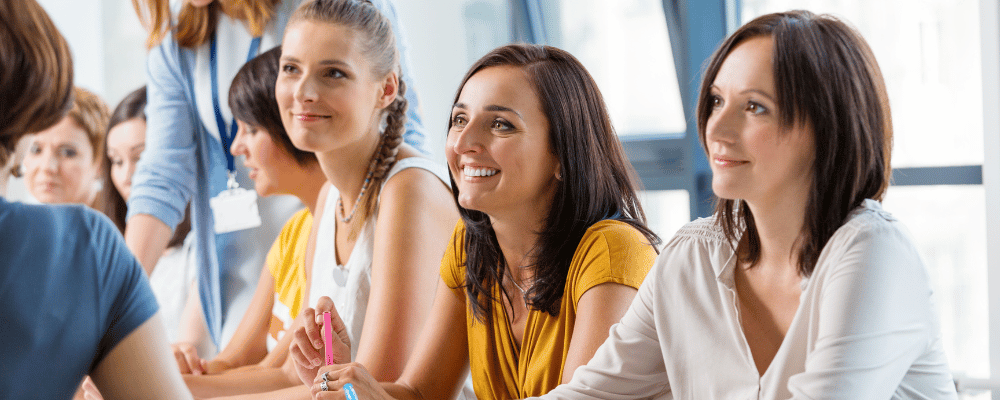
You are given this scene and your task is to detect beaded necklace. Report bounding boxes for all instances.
[337,155,379,223]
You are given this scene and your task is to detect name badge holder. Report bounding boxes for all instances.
[208,34,263,234]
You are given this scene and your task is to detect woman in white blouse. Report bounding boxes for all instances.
[536,10,958,400]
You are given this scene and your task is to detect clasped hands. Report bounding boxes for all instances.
[290,296,392,399]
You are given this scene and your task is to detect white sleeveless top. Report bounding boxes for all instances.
[308,157,449,361]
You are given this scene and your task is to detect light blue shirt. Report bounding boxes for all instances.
[129,0,426,346]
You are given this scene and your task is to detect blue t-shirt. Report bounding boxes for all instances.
[0,198,159,399]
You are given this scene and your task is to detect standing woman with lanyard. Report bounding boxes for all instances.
[126,0,427,350]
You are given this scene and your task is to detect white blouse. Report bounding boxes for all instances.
[536,200,957,400]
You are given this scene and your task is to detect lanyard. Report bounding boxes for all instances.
[210,34,262,173]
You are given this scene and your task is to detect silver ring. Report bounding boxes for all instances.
[322,371,330,382]
[320,381,329,391]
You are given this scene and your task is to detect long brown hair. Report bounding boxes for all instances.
[453,44,661,321]
[133,0,280,48]
[0,0,73,168]
[697,10,892,276]
[101,86,191,247]
[288,0,407,240]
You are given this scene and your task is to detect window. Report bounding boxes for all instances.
[541,0,686,136]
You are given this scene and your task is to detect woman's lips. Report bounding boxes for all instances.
[712,157,748,167]
[295,113,331,122]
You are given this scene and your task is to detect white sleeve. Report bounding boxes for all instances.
[787,222,936,398]
[534,256,671,400]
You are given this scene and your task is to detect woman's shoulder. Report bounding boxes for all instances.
[382,152,449,186]
[816,199,923,276]
[567,220,658,290]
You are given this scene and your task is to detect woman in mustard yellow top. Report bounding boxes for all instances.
[289,43,661,400]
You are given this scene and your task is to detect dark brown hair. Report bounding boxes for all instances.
[697,10,892,276]
[133,0,280,48]
[453,44,661,321]
[229,46,316,166]
[100,86,191,247]
[0,0,73,169]
[288,0,406,240]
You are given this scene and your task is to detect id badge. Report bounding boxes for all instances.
[209,173,262,234]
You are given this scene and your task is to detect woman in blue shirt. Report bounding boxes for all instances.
[0,1,191,398]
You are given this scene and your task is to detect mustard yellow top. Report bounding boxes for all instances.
[441,219,657,400]
[266,208,312,346]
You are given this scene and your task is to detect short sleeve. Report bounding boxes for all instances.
[566,220,657,308]
[267,209,310,279]
[89,211,159,367]
[439,220,467,295]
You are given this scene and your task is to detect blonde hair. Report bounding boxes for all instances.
[290,0,407,240]
[133,0,281,48]
[0,0,74,169]
[67,87,111,161]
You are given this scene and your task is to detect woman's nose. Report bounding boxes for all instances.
[705,103,741,145]
[449,120,484,155]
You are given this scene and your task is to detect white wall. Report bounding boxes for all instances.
[36,0,148,109]
[393,0,480,162]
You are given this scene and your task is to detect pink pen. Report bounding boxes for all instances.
[323,311,334,365]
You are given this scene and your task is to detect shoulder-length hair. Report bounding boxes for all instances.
[133,0,281,48]
[697,10,892,276]
[100,86,191,246]
[454,44,661,321]
[0,0,73,169]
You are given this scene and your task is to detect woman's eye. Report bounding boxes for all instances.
[710,95,723,109]
[58,147,77,158]
[110,158,123,167]
[747,101,768,115]
[325,69,345,79]
[451,114,467,128]
[281,64,298,74]
[491,119,514,131]
[28,144,41,154]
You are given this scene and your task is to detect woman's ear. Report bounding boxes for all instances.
[376,72,398,109]
[555,163,563,181]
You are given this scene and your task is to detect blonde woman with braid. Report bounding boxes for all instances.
[223,0,464,399]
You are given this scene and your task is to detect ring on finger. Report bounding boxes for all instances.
[321,381,330,392]
[322,371,330,382]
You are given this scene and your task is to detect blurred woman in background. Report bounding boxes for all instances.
[21,86,108,209]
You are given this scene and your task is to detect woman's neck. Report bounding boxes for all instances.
[744,186,810,275]
[489,207,550,283]
[315,127,382,215]
[287,163,327,214]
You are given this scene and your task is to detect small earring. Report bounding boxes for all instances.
[555,171,562,181]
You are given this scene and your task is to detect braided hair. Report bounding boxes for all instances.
[290,0,406,240]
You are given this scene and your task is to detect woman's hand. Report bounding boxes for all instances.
[310,363,391,400]
[73,376,104,400]
[171,342,207,375]
[289,296,353,386]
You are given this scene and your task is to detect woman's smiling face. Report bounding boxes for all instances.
[276,20,388,154]
[446,66,560,219]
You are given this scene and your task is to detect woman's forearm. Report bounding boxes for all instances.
[124,214,172,275]
[184,366,297,398]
